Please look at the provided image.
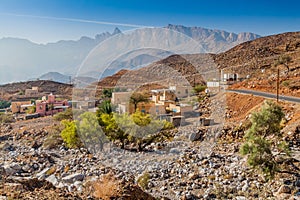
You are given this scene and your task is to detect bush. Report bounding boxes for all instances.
[77,112,107,153]
[93,174,120,200]
[43,125,63,149]
[193,85,206,94]
[0,101,10,109]
[137,172,150,190]
[99,111,174,151]
[26,105,36,114]
[60,120,81,148]
[102,88,113,98]
[0,113,14,123]
[100,113,128,149]
[240,101,288,180]
[54,108,73,121]
[162,120,174,130]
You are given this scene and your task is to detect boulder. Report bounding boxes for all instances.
[189,131,202,141]
[169,148,181,154]
[3,163,21,175]
[62,173,84,183]
[36,167,50,179]
[277,185,291,194]
[295,179,300,187]
[46,174,58,186]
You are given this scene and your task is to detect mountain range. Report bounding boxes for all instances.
[0,25,260,84]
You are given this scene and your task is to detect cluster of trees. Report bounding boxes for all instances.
[0,101,10,109]
[97,100,173,151]
[59,111,107,153]
[56,99,173,152]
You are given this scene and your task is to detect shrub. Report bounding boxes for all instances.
[93,174,120,200]
[162,120,174,130]
[137,172,150,190]
[0,101,11,109]
[26,105,36,114]
[100,111,174,151]
[54,108,73,121]
[193,85,206,94]
[0,113,14,123]
[77,112,107,153]
[240,101,288,180]
[60,120,81,148]
[43,125,63,149]
[102,88,113,98]
[100,113,128,149]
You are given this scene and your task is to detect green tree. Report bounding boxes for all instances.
[0,101,11,109]
[129,92,149,112]
[193,85,206,94]
[60,120,81,148]
[102,88,113,98]
[26,105,36,114]
[54,108,73,121]
[115,111,166,151]
[100,113,128,149]
[0,113,14,123]
[240,101,288,180]
[77,112,107,153]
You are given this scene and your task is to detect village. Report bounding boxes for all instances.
[0,69,241,128]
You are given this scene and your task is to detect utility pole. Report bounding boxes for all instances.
[277,67,280,102]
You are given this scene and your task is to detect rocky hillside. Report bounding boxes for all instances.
[93,54,208,95]
[214,31,300,75]
[213,31,300,96]
[0,80,73,100]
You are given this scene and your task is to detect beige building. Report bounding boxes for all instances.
[151,89,177,103]
[111,92,131,105]
[169,85,192,98]
[167,103,193,116]
[25,87,39,96]
[11,101,32,114]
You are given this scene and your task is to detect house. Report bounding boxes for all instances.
[111,92,131,105]
[167,103,193,115]
[113,87,194,118]
[118,101,157,115]
[11,101,33,114]
[151,89,177,103]
[69,100,97,110]
[169,85,192,98]
[220,69,239,82]
[36,93,68,116]
[25,87,39,96]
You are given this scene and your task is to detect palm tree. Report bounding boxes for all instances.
[97,100,113,115]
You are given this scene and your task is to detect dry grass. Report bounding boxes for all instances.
[93,174,120,200]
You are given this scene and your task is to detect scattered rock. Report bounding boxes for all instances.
[277,185,291,194]
[62,173,84,183]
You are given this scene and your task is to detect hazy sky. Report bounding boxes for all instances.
[0,0,299,43]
